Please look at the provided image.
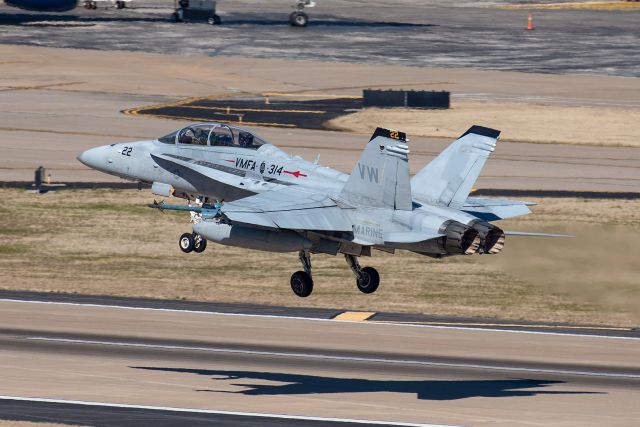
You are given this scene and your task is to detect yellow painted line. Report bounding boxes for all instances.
[126,111,297,128]
[178,105,327,114]
[333,311,376,321]
[373,320,633,332]
[123,94,236,115]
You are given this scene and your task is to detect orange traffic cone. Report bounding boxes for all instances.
[526,12,535,30]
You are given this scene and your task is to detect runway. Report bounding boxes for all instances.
[0,296,638,426]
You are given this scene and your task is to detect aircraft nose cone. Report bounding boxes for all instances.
[77,146,106,170]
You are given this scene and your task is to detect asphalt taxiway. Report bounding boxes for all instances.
[1,0,639,77]
[2,45,639,192]
[0,294,638,426]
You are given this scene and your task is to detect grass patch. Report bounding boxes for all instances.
[0,244,29,255]
[0,188,638,326]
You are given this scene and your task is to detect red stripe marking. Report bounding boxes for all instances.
[283,170,307,178]
[225,159,236,163]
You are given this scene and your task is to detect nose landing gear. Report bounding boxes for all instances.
[179,232,207,254]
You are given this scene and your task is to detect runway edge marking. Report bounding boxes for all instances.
[0,298,637,341]
[0,396,459,427]
[23,336,640,379]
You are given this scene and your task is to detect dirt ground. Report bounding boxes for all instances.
[1,189,638,326]
[327,101,640,147]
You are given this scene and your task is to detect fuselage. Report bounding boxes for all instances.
[78,137,347,202]
[78,123,504,257]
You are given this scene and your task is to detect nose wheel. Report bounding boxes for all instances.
[345,254,380,294]
[179,232,207,254]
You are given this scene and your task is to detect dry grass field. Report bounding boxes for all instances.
[0,189,638,326]
[0,422,84,427]
[328,101,640,148]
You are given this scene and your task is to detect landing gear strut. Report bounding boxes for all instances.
[290,250,313,297]
[178,197,208,254]
[289,0,315,27]
[345,254,380,294]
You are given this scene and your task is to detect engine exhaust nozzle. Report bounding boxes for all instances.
[472,222,506,254]
[442,221,481,255]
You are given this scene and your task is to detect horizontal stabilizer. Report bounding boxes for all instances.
[505,231,574,238]
[463,197,533,221]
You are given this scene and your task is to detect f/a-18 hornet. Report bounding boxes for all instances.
[78,123,565,297]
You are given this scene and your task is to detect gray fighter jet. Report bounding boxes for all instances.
[78,122,565,297]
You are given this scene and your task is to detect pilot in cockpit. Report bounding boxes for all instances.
[239,131,254,148]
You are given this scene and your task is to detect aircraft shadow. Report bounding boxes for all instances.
[131,366,601,401]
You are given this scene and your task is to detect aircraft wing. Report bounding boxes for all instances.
[462,197,534,221]
[220,186,354,232]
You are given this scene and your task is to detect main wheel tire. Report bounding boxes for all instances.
[289,11,308,27]
[356,266,380,294]
[194,236,207,253]
[179,233,195,253]
[290,271,313,297]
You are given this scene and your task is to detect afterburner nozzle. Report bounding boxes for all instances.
[472,222,506,254]
[442,221,480,255]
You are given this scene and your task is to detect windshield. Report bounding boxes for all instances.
[163,123,268,150]
[158,131,177,144]
[177,124,213,146]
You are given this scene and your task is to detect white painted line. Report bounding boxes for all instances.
[0,395,458,427]
[0,298,637,340]
[25,336,640,380]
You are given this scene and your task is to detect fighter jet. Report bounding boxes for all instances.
[78,122,566,297]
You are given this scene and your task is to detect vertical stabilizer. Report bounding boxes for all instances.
[340,128,412,210]
[411,125,500,209]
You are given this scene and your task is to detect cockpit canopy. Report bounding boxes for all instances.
[158,123,268,150]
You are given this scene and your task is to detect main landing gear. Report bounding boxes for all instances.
[289,251,380,297]
[179,232,207,253]
[345,254,380,294]
[291,250,313,297]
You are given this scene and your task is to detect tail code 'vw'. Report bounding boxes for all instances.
[357,163,379,184]
[340,127,411,211]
